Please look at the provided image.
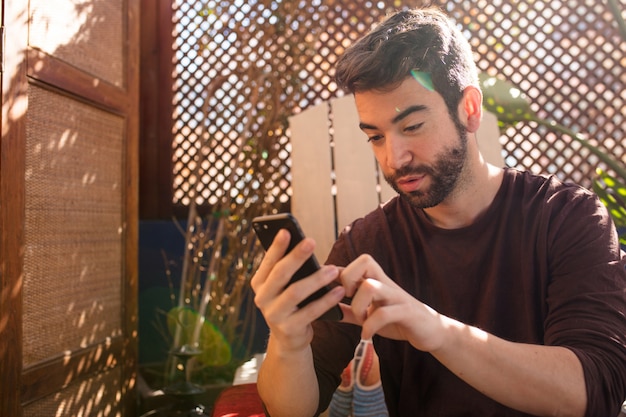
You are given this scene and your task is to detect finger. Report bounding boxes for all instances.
[339,302,360,326]
[349,278,385,322]
[261,265,342,324]
[251,229,291,291]
[252,230,300,314]
[260,235,318,300]
[360,303,402,340]
[253,229,316,296]
[278,264,340,311]
[291,284,346,323]
[340,254,390,297]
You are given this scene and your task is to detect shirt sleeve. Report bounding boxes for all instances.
[542,185,626,416]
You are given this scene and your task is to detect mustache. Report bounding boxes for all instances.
[385,164,434,182]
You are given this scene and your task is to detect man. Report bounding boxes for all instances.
[251,7,626,417]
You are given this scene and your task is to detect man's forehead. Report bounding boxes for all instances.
[354,77,439,120]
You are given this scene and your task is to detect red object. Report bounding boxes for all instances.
[211,383,266,417]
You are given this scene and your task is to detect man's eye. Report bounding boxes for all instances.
[405,123,424,133]
[367,135,383,143]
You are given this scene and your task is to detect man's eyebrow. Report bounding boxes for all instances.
[359,122,378,130]
[392,105,428,124]
[359,104,428,131]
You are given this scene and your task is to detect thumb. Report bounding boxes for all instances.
[339,303,361,326]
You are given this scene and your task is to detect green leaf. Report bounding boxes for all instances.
[593,170,626,247]
[593,170,626,222]
[480,74,626,182]
[479,74,537,127]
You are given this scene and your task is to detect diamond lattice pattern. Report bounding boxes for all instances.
[171,0,625,206]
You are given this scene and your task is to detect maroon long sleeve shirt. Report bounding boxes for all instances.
[312,168,626,416]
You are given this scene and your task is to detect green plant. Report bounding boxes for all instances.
[160,0,320,386]
[162,68,287,387]
[593,169,626,245]
[479,73,626,246]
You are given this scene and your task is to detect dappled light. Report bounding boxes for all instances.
[2,0,136,415]
[2,6,28,134]
[170,0,624,210]
[29,0,124,87]
[25,367,124,417]
[21,84,126,415]
[2,0,624,415]
[29,1,93,53]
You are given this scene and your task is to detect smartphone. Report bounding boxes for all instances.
[252,213,343,321]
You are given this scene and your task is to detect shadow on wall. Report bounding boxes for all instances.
[5,0,134,416]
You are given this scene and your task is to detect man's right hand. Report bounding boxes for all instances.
[251,228,346,352]
[250,229,346,417]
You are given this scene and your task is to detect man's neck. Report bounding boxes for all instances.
[422,163,504,229]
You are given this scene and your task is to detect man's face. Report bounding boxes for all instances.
[354,77,468,209]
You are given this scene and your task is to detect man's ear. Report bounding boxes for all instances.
[460,86,483,133]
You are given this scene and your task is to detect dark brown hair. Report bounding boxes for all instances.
[335,7,479,118]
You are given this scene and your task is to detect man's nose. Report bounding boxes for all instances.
[385,135,412,170]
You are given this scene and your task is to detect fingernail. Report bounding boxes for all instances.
[276,229,289,241]
[301,238,314,251]
[321,265,338,277]
[330,285,345,298]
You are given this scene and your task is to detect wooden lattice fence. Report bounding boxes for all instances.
[170,0,625,209]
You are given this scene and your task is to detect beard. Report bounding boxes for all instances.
[384,127,468,209]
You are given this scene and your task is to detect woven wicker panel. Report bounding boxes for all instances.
[171,0,625,207]
[23,85,124,366]
[29,0,124,87]
[23,367,123,417]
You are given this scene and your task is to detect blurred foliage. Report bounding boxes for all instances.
[593,169,626,246]
[480,74,626,245]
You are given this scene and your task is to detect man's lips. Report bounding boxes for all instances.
[395,174,425,193]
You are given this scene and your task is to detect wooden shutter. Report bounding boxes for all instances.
[0,0,139,416]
